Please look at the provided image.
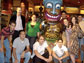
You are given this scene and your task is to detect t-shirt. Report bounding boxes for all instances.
[26,22,40,37]
[13,37,29,54]
[15,16,23,31]
[53,44,68,57]
[33,41,48,55]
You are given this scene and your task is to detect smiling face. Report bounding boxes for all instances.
[78,15,83,22]
[63,19,69,27]
[31,15,37,22]
[62,12,67,18]
[58,40,63,48]
[19,31,26,40]
[9,23,16,31]
[17,7,22,16]
[38,36,45,45]
[71,17,77,25]
[43,0,62,21]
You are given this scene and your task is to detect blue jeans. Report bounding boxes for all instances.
[0,44,4,63]
[0,39,11,63]
[78,37,84,61]
[12,52,31,63]
[53,56,69,63]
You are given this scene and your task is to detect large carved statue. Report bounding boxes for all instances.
[41,0,63,48]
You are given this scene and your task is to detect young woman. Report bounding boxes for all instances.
[62,18,71,47]
[69,16,84,63]
[33,35,52,63]
[26,14,40,50]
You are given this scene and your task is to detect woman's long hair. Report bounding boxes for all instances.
[62,18,71,32]
[70,16,78,27]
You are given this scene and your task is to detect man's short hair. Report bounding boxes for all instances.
[58,38,63,43]
[9,20,16,25]
[61,10,67,14]
[78,14,83,17]
[19,30,25,35]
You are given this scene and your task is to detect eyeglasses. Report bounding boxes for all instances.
[39,39,44,40]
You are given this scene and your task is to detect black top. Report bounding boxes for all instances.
[10,15,25,29]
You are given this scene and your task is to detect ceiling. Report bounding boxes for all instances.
[31,0,84,7]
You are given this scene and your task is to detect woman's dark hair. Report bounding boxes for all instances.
[28,14,36,21]
[62,18,70,32]
[70,16,78,27]
[37,35,45,41]
[28,17,32,21]
[30,14,36,21]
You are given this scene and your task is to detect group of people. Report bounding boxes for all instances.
[0,6,84,63]
[60,11,84,63]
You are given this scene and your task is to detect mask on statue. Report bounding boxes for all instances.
[43,0,62,21]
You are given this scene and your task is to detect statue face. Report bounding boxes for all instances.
[43,0,62,21]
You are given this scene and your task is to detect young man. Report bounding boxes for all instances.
[0,21,16,63]
[78,14,84,63]
[60,11,70,24]
[10,7,25,42]
[33,35,52,63]
[12,30,31,63]
[52,39,69,63]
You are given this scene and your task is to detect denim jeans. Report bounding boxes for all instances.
[53,54,69,63]
[0,44,4,63]
[78,37,84,61]
[53,57,69,63]
[0,39,11,63]
[12,52,31,63]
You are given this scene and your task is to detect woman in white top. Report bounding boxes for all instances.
[33,35,52,63]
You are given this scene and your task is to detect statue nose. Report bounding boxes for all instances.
[51,8,57,15]
[51,11,56,15]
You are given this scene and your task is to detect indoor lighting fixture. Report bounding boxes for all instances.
[78,0,80,3]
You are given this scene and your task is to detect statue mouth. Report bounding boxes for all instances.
[45,12,61,21]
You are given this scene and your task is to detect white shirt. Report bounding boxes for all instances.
[15,16,23,31]
[33,41,48,56]
[53,44,68,57]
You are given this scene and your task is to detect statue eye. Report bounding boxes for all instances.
[56,4,61,9]
[46,3,52,8]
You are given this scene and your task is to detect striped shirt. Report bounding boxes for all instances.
[0,27,14,40]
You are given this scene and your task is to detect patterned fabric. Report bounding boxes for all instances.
[0,27,14,40]
[69,24,84,55]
